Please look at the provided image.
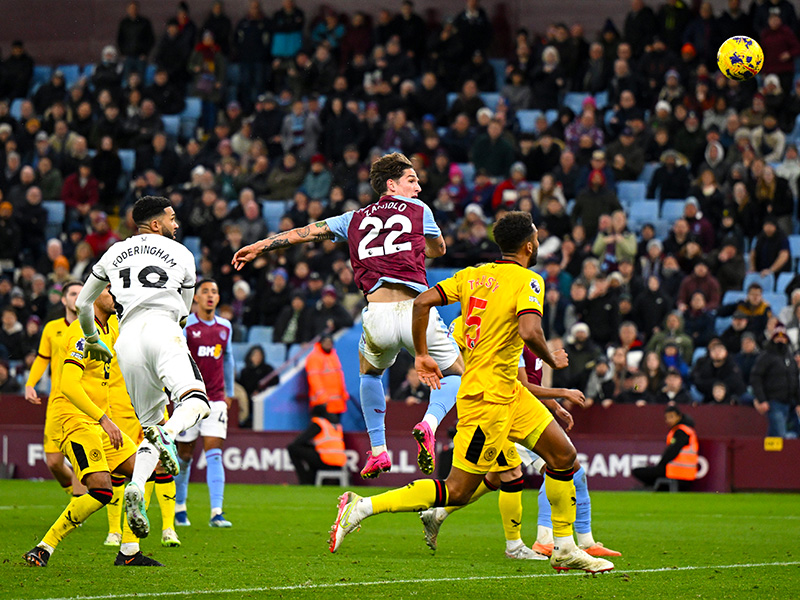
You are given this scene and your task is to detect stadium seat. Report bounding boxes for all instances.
[594,90,609,110]
[776,272,795,295]
[715,316,732,335]
[692,347,707,364]
[144,63,157,85]
[652,220,671,240]
[183,235,201,260]
[30,65,53,93]
[616,181,646,205]
[161,115,180,138]
[263,200,290,232]
[660,200,685,222]
[82,63,95,80]
[638,162,659,186]
[628,200,659,228]
[230,342,250,372]
[446,92,458,109]
[247,326,274,345]
[743,271,775,292]
[10,98,24,120]
[791,113,800,146]
[516,109,542,134]
[264,343,287,365]
[455,163,475,188]
[479,92,500,110]
[763,292,786,313]
[563,92,590,114]
[544,109,558,125]
[180,97,202,138]
[788,235,800,269]
[118,149,136,174]
[56,64,81,88]
[489,58,506,91]
[42,200,65,239]
[722,291,746,305]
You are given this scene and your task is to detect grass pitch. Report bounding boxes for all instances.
[1,480,798,599]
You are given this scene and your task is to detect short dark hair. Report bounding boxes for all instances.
[665,405,682,416]
[369,152,414,195]
[132,196,171,226]
[195,278,218,292]
[747,282,762,292]
[493,211,535,254]
[61,280,83,296]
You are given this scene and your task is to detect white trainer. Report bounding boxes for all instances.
[329,492,364,553]
[123,482,150,538]
[505,544,548,560]
[103,532,122,547]
[161,527,181,547]
[551,547,614,573]
[419,507,447,551]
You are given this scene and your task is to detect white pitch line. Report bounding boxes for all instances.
[18,560,800,600]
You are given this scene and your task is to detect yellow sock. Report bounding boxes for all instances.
[107,477,125,535]
[63,485,73,498]
[445,478,496,514]
[42,489,111,549]
[155,474,176,530]
[498,476,525,541]
[545,467,577,538]
[371,479,447,514]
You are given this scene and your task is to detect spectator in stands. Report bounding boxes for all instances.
[572,169,621,241]
[720,309,752,354]
[449,80,485,124]
[0,306,24,360]
[752,324,800,437]
[392,364,431,405]
[653,366,693,405]
[237,345,277,428]
[470,118,515,178]
[683,197,715,253]
[188,30,227,133]
[274,291,313,347]
[0,40,34,99]
[647,311,694,365]
[0,359,20,392]
[708,238,746,295]
[265,152,305,200]
[750,218,791,277]
[691,338,746,404]
[312,286,354,336]
[0,200,21,271]
[85,211,120,256]
[734,331,760,388]
[553,322,600,393]
[647,149,691,203]
[581,273,618,348]
[61,159,99,228]
[759,9,800,95]
[591,209,637,272]
[271,0,305,61]
[677,259,721,312]
[683,291,715,349]
[583,355,614,408]
[117,1,155,78]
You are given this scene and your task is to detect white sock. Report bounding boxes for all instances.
[371,445,387,457]
[164,397,210,439]
[422,414,439,433]
[506,539,523,552]
[577,531,596,548]
[211,507,223,517]
[175,503,187,513]
[120,542,139,556]
[436,507,449,522]
[39,542,55,555]
[356,497,374,518]
[130,440,160,489]
[537,525,554,545]
[553,535,577,556]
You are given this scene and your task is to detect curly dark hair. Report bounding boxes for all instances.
[132,195,171,226]
[492,211,535,254]
[369,152,414,195]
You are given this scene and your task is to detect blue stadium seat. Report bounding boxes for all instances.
[652,220,671,240]
[144,64,157,85]
[30,65,53,93]
[455,162,475,188]
[544,109,558,125]
[776,272,795,295]
[118,149,136,174]
[479,92,500,110]
[247,326,274,344]
[10,98,24,120]
[182,97,203,120]
[42,201,65,239]
[230,342,250,372]
[743,271,775,292]
[638,162,659,186]
[616,181,646,205]
[715,316,732,335]
[594,90,609,110]
[161,115,180,138]
[82,63,95,80]
[788,235,800,269]
[763,292,786,313]
[264,343,287,365]
[516,109,542,134]
[692,347,707,364]
[183,236,201,262]
[263,200,290,232]
[627,200,659,228]
[791,113,800,146]
[56,64,81,88]
[446,92,458,109]
[489,58,506,91]
[660,200,685,222]
[563,92,590,114]
[722,291,746,305]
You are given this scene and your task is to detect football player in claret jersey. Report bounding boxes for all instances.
[24,280,87,497]
[174,279,235,528]
[330,212,614,574]
[24,287,161,567]
[74,196,211,539]
[233,153,464,479]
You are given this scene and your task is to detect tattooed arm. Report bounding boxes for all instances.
[424,235,447,258]
[232,221,336,270]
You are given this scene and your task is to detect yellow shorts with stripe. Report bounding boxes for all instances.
[453,382,553,475]
[43,402,63,454]
[59,416,137,482]
[115,413,144,445]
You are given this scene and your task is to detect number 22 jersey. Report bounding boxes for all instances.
[91,233,196,325]
[326,195,441,295]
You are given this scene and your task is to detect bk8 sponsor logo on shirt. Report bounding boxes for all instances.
[197,344,223,359]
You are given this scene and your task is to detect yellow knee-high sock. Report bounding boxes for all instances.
[445,477,497,514]
[155,473,176,530]
[498,476,525,541]
[544,466,577,538]
[371,479,448,514]
[107,475,125,535]
[42,488,112,550]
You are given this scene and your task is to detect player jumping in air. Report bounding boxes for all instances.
[329,211,614,574]
[74,196,211,539]
[174,279,235,528]
[232,153,464,479]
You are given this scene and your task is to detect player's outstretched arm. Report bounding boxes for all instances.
[424,235,446,258]
[76,275,114,361]
[412,287,445,389]
[232,221,336,270]
[518,312,568,370]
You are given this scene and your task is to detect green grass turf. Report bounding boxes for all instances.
[1,480,798,600]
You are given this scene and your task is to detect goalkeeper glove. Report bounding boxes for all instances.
[84,331,113,362]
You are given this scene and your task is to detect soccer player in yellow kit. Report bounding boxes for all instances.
[24,281,87,497]
[23,287,162,567]
[103,314,180,549]
[330,211,614,573]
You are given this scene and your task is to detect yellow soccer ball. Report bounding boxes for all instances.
[717,36,764,81]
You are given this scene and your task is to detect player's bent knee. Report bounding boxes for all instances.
[88,487,114,506]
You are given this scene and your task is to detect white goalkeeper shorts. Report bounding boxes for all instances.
[176,400,228,442]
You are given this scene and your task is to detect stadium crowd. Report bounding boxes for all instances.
[2,0,800,436]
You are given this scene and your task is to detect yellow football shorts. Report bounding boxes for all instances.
[43,403,62,454]
[59,416,137,482]
[453,382,553,475]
